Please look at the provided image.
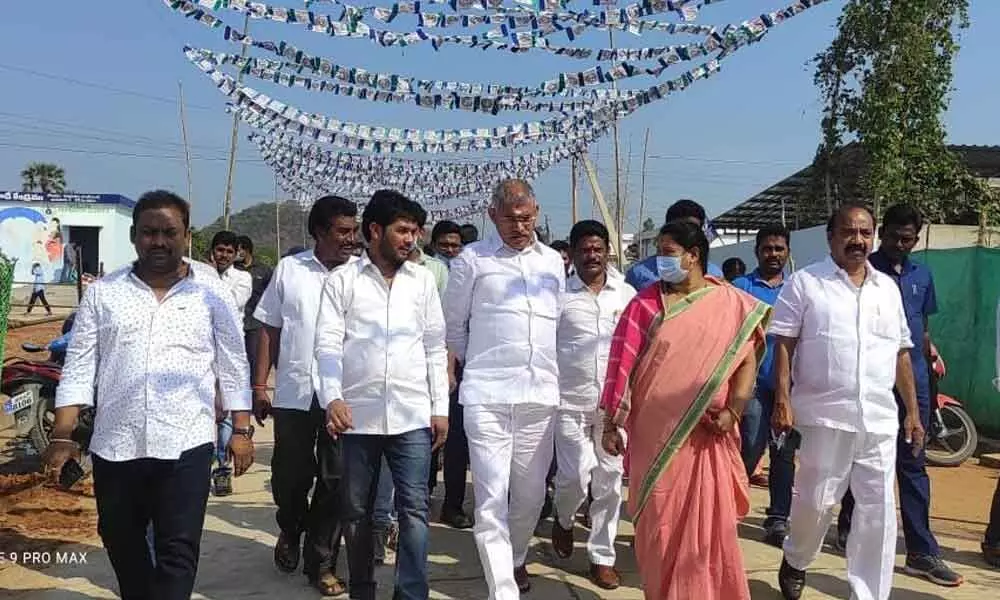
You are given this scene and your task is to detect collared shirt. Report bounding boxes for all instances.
[869,250,937,398]
[625,254,723,290]
[219,265,253,322]
[733,269,786,391]
[768,256,913,435]
[557,268,636,411]
[315,252,448,434]
[55,263,251,461]
[32,264,44,292]
[237,262,274,331]
[413,248,449,297]
[443,235,566,407]
[254,250,356,411]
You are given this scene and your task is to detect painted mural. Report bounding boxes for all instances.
[0,206,67,286]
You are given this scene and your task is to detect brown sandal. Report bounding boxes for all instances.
[309,572,346,597]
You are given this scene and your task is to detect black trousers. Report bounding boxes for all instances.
[271,398,344,576]
[26,290,51,313]
[429,366,470,512]
[987,473,1000,545]
[93,443,213,600]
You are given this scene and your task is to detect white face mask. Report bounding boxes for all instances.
[656,255,688,283]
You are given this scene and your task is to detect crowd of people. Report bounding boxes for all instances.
[37,182,1000,600]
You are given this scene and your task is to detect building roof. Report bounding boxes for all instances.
[711,145,1000,231]
[0,191,136,210]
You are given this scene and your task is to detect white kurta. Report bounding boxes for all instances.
[769,257,913,600]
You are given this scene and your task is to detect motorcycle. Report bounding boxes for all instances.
[1,313,94,455]
[925,345,979,467]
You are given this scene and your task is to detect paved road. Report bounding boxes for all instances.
[1,425,998,599]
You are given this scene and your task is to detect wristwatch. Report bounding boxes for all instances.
[232,425,255,440]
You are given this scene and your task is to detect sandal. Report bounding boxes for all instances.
[273,531,300,573]
[309,572,347,597]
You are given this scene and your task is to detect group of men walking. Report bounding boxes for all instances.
[38,181,999,600]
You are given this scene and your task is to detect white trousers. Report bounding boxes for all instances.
[465,403,556,600]
[784,426,898,600]
[553,409,625,566]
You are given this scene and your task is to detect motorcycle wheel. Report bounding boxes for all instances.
[29,388,56,455]
[926,405,979,467]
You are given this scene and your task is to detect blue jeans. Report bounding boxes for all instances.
[374,457,397,531]
[341,429,432,600]
[215,416,232,468]
[739,388,796,524]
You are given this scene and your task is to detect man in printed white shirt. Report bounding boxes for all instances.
[252,196,359,596]
[550,220,635,590]
[317,190,448,600]
[443,179,566,598]
[769,204,925,600]
[44,190,254,600]
[207,229,253,496]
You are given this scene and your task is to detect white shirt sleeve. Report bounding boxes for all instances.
[443,250,476,362]
[210,284,252,411]
[231,269,253,313]
[314,271,347,410]
[55,284,100,408]
[894,289,914,351]
[768,272,805,338]
[422,271,449,418]
[253,260,283,328]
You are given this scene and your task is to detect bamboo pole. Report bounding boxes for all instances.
[571,156,578,224]
[222,12,251,230]
[178,81,195,257]
[638,128,650,258]
[609,28,622,254]
[274,175,281,257]
[581,155,621,264]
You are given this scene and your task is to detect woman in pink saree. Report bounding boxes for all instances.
[600,221,770,600]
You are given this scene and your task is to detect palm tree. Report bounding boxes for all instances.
[20,162,67,194]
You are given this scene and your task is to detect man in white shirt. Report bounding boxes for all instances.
[317,190,448,600]
[769,204,925,600]
[443,179,566,598]
[44,190,254,600]
[252,196,359,596]
[551,220,635,590]
[208,229,254,496]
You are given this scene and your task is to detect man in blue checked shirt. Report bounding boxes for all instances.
[625,199,723,289]
[732,224,795,548]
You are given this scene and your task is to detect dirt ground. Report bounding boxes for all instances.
[2,321,65,362]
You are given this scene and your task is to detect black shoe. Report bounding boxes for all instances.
[539,491,554,521]
[903,554,963,587]
[984,539,1000,568]
[274,530,301,573]
[778,557,805,600]
[440,507,474,529]
[763,519,788,549]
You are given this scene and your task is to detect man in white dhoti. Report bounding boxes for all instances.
[443,179,565,599]
[550,220,635,590]
[769,204,925,600]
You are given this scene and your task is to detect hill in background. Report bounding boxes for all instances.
[192,201,311,266]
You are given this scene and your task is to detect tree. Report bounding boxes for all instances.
[642,217,656,232]
[20,162,67,194]
[812,0,990,224]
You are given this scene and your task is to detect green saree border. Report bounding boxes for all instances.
[632,300,772,523]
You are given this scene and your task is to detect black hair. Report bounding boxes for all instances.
[826,203,876,234]
[881,203,923,232]
[133,190,190,229]
[659,220,709,272]
[431,220,461,243]
[664,199,707,226]
[211,230,238,249]
[459,223,479,244]
[308,195,358,241]
[236,234,254,254]
[722,257,746,276]
[549,239,571,253]
[755,224,791,251]
[361,190,427,242]
[569,220,610,249]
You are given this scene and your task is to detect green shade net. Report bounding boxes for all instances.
[0,254,12,367]
[914,247,1000,437]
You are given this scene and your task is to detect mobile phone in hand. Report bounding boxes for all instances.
[59,458,85,489]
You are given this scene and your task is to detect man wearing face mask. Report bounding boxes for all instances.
[444,179,565,598]
[770,204,925,600]
[625,199,723,290]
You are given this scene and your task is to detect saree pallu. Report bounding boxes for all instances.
[622,282,769,600]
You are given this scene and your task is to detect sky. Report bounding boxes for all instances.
[0,0,997,239]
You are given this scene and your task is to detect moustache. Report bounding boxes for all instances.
[845,245,867,254]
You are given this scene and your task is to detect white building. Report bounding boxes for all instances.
[0,191,135,286]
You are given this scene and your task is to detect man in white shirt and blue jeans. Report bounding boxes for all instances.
[769,204,925,600]
[45,190,254,600]
[551,220,635,590]
[317,190,449,600]
[444,179,566,598]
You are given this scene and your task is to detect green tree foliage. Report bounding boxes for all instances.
[813,0,991,224]
[20,162,67,193]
